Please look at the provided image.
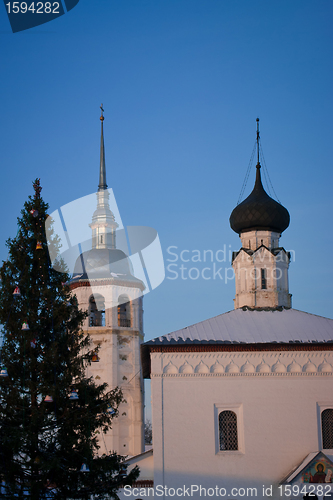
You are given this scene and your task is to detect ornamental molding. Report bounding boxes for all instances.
[147,343,333,353]
[154,352,333,376]
[153,372,333,377]
[153,372,333,378]
[233,245,289,263]
[70,278,145,291]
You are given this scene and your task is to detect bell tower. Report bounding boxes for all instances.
[229,119,292,310]
[69,107,145,457]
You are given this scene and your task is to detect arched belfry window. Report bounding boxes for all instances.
[89,294,105,327]
[118,295,131,328]
[219,410,238,451]
[322,409,333,449]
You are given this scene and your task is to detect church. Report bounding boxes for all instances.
[67,112,333,499]
[139,121,333,499]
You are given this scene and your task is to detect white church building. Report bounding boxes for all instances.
[139,122,333,499]
[69,113,333,499]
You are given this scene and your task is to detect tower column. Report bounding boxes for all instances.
[70,106,145,457]
[230,119,291,310]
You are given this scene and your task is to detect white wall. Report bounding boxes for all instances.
[151,350,333,499]
[233,245,291,309]
[71,281,145,457]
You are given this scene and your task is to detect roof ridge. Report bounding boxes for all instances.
[144,308,333,346]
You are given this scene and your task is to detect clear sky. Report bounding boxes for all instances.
[1,0,332,346]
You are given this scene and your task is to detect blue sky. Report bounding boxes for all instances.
[0,0,332,347]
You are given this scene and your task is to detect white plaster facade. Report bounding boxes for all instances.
[232,230,292,309]
[71,280,145,457]
[148,347,333,499]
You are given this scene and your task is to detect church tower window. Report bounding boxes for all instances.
[322,409,333,449]
[118,295,131,328]
[261,268,267,290]
[219,410,238,451]
[89,295,105,327]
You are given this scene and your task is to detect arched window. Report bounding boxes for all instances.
[322,409,333,449]
[219,410,238,451]
[89,295,105,327]
[118,295,131,328]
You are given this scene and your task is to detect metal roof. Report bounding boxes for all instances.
[145,308,333,345]
[229,164,290,235]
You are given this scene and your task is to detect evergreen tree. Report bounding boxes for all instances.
[0,180,139,499]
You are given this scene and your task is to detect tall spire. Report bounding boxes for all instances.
[98,104,108,192]
[256,117,260,166]
[90,104,118,249]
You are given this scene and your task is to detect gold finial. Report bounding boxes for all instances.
[100,104,104,121]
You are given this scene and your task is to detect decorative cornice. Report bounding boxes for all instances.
[84,326,142,337]
[70,278,144,291]
[153,372,333,378]
[143,343,333,378]
[232,245,290,264]
[147,343,333,353]
[157,353,333,377]
[131,480,154,488]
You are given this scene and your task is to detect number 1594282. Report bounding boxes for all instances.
[5,2,60,14]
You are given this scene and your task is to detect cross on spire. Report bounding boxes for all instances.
[256,117,260,166]
[98,104,107,191]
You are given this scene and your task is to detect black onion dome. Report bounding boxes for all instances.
[72,248,142,285]
[230,165,290,234]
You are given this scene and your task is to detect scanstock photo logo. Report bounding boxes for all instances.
[45,189,165,308]
[3,0,80,33]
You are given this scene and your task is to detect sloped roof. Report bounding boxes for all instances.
[145,308,333,346]
[123,448,153,465]
[283,451,333,484]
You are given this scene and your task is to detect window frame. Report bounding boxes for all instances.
[261,268,267,289]
[117,295,132,328]
[218,410,238,451]
[214,403,244,455]
[88,295,106,327]
[317,403,333,452]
